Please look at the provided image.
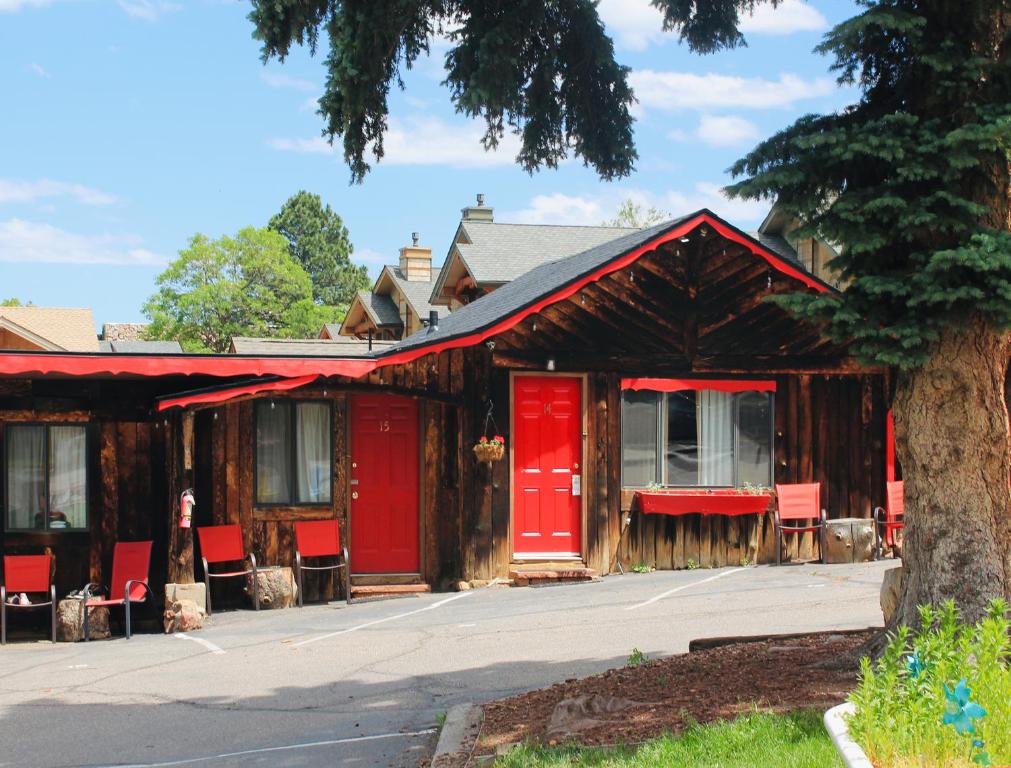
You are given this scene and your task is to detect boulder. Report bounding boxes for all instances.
[165,582,206,614]
[247,567,297,609]
[163,599,205,633]
[56,597,110,642]
[547,695,643,739]
[880,565,905,624]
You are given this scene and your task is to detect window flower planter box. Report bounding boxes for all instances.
[824,703,874,768]
[634,489,772,517]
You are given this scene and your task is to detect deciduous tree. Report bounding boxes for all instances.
[143,227,339,352]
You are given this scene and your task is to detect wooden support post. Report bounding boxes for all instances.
[168,411,195,584]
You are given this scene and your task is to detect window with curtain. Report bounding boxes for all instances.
[620,388,773,488]
[255,401,332,505]
[5,424,89,531]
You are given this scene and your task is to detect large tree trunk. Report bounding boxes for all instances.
[891,316,1011,625]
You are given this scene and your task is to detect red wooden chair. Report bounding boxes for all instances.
[874,480,905,558]
[197,524,258,615]
[294,520,350,607]
[1,555,56,644]
[81,540,153,641]
[774,483,828,565]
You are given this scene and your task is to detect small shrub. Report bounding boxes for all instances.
[655,674,669,687]
[848,599,1010,767]
[627,647,647,667]
[631,562,653,574]
[740,556,752,567]
[686,559,699,570]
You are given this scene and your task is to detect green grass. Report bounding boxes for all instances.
[493,710,841,768]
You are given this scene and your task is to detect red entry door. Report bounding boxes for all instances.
[513,376,583,557]
[350,395,420,573]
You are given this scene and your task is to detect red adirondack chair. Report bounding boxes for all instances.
[1,555,56,644]
[294,519,350,607]
[81,540,153,641]
[197,524,258,615]
[874,480,905,558]
[774,483,828,565]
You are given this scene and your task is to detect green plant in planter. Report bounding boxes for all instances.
[848,599,1010,767]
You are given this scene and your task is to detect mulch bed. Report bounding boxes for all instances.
[476,630,873,755]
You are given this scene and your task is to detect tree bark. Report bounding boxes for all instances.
[892,315,1011,625]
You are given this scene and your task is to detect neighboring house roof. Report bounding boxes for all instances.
[99,340,183,353]
[747,232,801,265]
[387,266,442,319]
[355,289,404,328]
[0,307,98,352]
[430,222,639,304]
[230,337,395,356]
[383,210,830,357]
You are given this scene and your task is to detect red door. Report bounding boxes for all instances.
[513,376,582,557]
[350,395,420,573]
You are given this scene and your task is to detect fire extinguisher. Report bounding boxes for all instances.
[179,489,195,529]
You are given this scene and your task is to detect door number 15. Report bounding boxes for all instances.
[378,420,391,432]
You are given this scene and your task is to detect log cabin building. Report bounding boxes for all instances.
[0,207,894,608]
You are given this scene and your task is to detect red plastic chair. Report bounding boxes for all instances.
[81,540,153,641]
[1,555,56,644]
[197,524,258,615]
[774,483,828,565]
[874,480,905,558]
[294,520,350,607]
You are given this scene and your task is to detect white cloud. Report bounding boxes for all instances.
[29,62,50,78]
[116,0,180,22]
[270,115,521,169]
[354,247,391,277]
[739,0,826,34]
[630,70,834,111]
[598,0,826,51]
[502,183,769,228]
[0,0,53,11]
[0,219,165,265]
[696,114,759,146]
[261,71,316,93]
[0,178,117,206]
[299,96,320,113]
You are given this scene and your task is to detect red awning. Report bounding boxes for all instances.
[156,375,321,412]
[621,378,777,393]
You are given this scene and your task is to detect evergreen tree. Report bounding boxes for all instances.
[268,191,370,307]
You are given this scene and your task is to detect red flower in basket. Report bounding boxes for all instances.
[492,435,506,445]
[479,436,488,443]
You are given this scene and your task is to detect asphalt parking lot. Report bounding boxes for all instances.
[0,560,892,768]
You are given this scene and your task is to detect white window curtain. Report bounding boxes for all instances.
[48,426,87,529]
[256,403,291,504]
[296,402,331,503]
[6,426,45,529]
[697,391,735,486]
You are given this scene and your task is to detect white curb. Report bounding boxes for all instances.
[824,703,874,768]
[432,703,483,767]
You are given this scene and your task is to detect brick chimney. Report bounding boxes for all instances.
[461,193,493,223]
[399,231,433,281]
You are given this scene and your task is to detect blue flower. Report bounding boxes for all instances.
[906,651,926,678]
[943,679,986,735]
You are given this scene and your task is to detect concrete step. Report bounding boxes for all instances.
[350,583,432,599]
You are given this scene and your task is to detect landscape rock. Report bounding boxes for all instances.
[163,599,205,633]
[165,582,206,614]
[880,565,905,624]
[547,695,643,739]
[56,597,110,642]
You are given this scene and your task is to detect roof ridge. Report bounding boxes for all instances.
[464,221,640,231]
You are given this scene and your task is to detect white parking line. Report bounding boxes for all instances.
[104,728,437,767]
[293,591,474,647]
[173,632,225,655]
[625,567,746,610]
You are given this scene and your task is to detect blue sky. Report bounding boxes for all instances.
[0,0,859,326]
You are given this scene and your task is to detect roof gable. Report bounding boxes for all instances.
[0,307,98,352]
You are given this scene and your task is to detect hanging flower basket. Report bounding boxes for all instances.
[473,435,506,462]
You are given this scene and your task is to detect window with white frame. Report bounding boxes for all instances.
[255,401,333,505]
[620,387,773,488]
[5,424,89,531]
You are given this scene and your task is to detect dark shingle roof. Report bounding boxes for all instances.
[383,214,697,356]
[99,339,183,353]
[381,210,826,358]
[388,266,441,318]
[747,232,800,265]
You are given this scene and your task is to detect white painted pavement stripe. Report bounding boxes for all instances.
[173,632,225,655]
[293,590,474,647]
[625,567,746,610]
[103,728,437,768]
